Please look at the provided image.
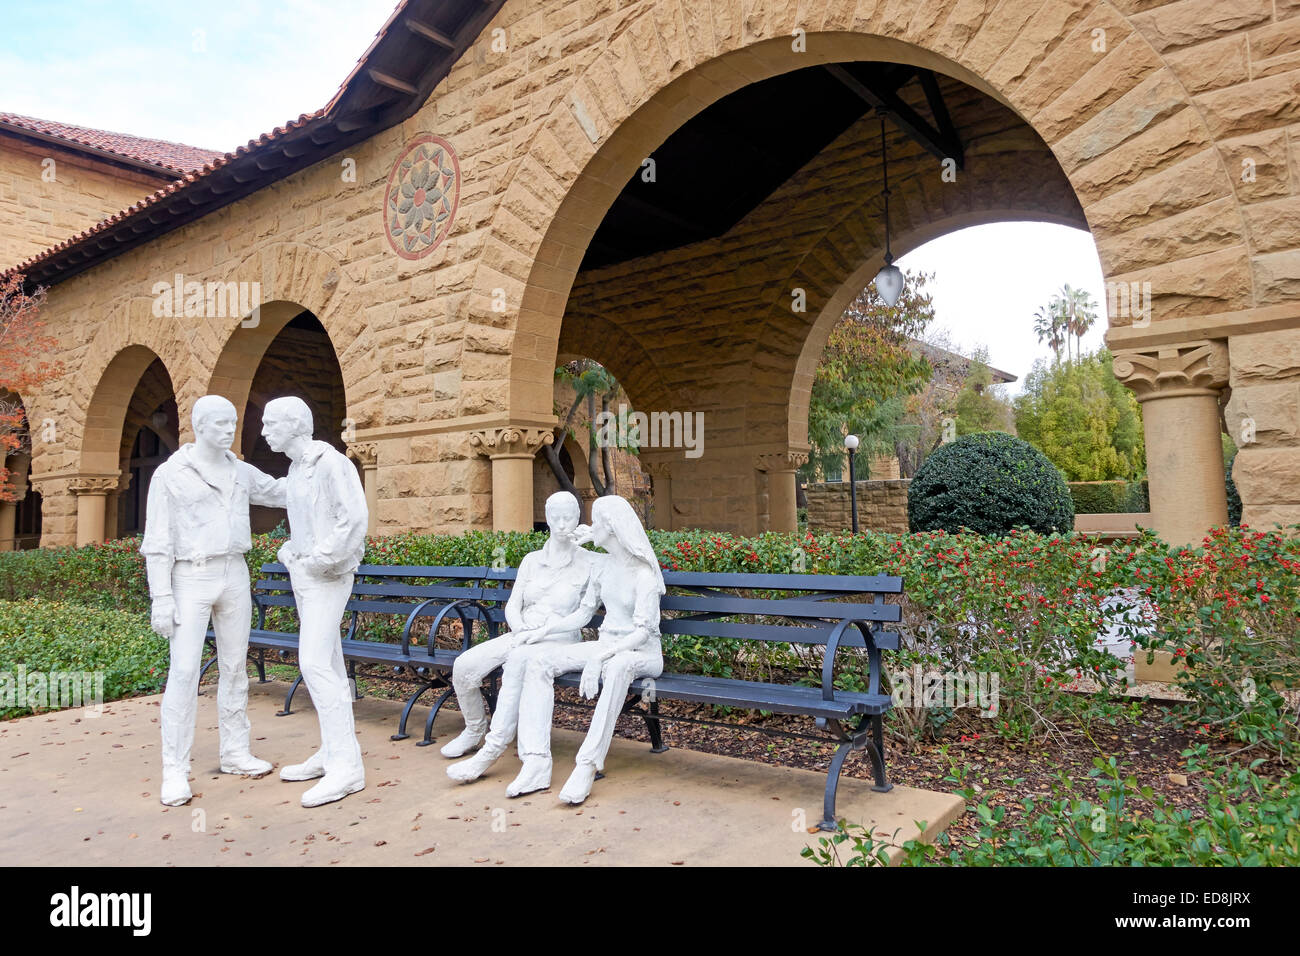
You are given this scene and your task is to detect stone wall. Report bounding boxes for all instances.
[0,135,162,269]
[805,480,911,534]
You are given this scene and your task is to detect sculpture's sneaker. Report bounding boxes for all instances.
[280,751,326,782]
[301,771,365,808]
[220,753,273,777]
[506,756,552,798]
[557,763,598,805]
[160,771,192,807]
[446,748,500,783]
[439,727,485,759]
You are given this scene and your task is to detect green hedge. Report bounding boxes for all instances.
[0,599,166,719]
[1068,480,1149,514]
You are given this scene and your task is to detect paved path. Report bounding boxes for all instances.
[0,681,963,867]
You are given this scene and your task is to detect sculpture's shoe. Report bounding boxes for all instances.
[446,747,500,783]
[439,727,485,759]
[506,756,552,798]
[220,753,273,777]
[280,751,325,782]
[557,763,598,805]
[301,771,365,808]
[160,771,192,807]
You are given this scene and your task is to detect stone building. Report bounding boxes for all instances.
[2,0,1297,551]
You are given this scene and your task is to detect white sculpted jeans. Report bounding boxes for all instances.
[451,631,581,744]
[287,564,365,779]
[160,554,254,775]
[516,638,664,771]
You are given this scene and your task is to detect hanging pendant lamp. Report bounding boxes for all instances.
[874,114,905,307]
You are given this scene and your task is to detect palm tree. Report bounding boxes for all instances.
[1053,284,1098,362]
[1033,303,1066,364]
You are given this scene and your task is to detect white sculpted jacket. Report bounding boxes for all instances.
[279,439,367,577]
[139,443,285,598]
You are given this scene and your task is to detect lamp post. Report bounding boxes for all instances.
[844,434,859,533]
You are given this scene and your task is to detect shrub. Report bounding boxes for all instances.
[0,599,167,718]
[908,432,1075,535]
[1226,452,1242,526]
[1069,480,1148,514]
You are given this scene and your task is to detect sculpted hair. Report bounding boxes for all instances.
[191,394,237,431]
[544,491,580,524]
[263,396,314,437]
[591,495,665,595]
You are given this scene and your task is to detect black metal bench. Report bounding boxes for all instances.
[205,563,514,743]
[218,562,902,831]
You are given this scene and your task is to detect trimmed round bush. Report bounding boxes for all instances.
[908,432,1075,535]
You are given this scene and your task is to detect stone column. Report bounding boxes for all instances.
[346,441,379,535]
[1114,342,1230,684]
[1113,342,1229,547]
[68,476,120,547]
[0,453,29,551]
[468,427,553,532]
[642,457,674,530]
[755,450,809,533]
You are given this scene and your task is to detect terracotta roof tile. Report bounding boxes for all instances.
[0,111,225,173]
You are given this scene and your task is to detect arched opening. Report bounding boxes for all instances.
[232,309,349,533]
[113,358,179,538]
[537,57,1088,533]
[1,393,38,550]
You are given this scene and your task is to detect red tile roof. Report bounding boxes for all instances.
[0,112,224,174]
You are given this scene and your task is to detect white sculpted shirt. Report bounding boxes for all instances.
[140,443,285,598]
[281,440,368,578]
[507,540,599,635]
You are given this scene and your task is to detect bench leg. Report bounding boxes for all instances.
[644,698,669,754]
[276,674,303,717]
[868,714,893,794]
[198,651,218,694]
[819,741,854,832]
[416,687,456,747]
[392,680,435,741]
[347,660,362,700]
[253,648,269,684]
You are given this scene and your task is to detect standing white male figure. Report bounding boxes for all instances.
[261,396,369,807]
[142,395,286,807]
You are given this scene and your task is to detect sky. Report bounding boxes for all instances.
[898,222,1109,394]
[2,2,1109,391]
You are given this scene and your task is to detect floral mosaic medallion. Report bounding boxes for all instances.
[384,134,460,259]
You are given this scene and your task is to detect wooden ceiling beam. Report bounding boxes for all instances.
[823,64,962,168]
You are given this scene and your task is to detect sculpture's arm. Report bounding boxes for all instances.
[309,452,368,574]
[539,571,601,636]
[139,468,179,639]
[593,569,660,660]
[503,555,531,633]
[245,462,286,509]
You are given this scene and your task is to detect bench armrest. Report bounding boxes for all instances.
[399,598,491,656]
[821,619,886,701]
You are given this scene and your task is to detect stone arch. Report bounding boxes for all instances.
[487,10,1246,424]
[205,242,381,446]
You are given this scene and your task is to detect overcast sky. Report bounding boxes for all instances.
[3,2,1108,390]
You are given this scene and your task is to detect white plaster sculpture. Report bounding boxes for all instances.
[440,491,597,762]
[261,396,369,807]
[448,494,664,803]
[142,395,286,807]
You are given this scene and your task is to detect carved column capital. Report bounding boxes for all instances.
[1112,341,1229,401]
[755,450,809,474]
[640,456,675,480]
[346,441,379,467]
[67,475,121,496]
[468,426,554,459]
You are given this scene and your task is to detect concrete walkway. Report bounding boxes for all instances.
[0,681,963,867]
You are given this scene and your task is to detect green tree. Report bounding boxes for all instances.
[1015,349,1145,481]
[953,347,1015,435]
[804,269,935,479]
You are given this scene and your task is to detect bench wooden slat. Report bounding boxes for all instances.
[659,593,901,621]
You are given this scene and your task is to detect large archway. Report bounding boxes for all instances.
[481,20,1246,540]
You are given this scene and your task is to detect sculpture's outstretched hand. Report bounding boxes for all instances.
[151,597,180,640]
[579,659,602,699]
